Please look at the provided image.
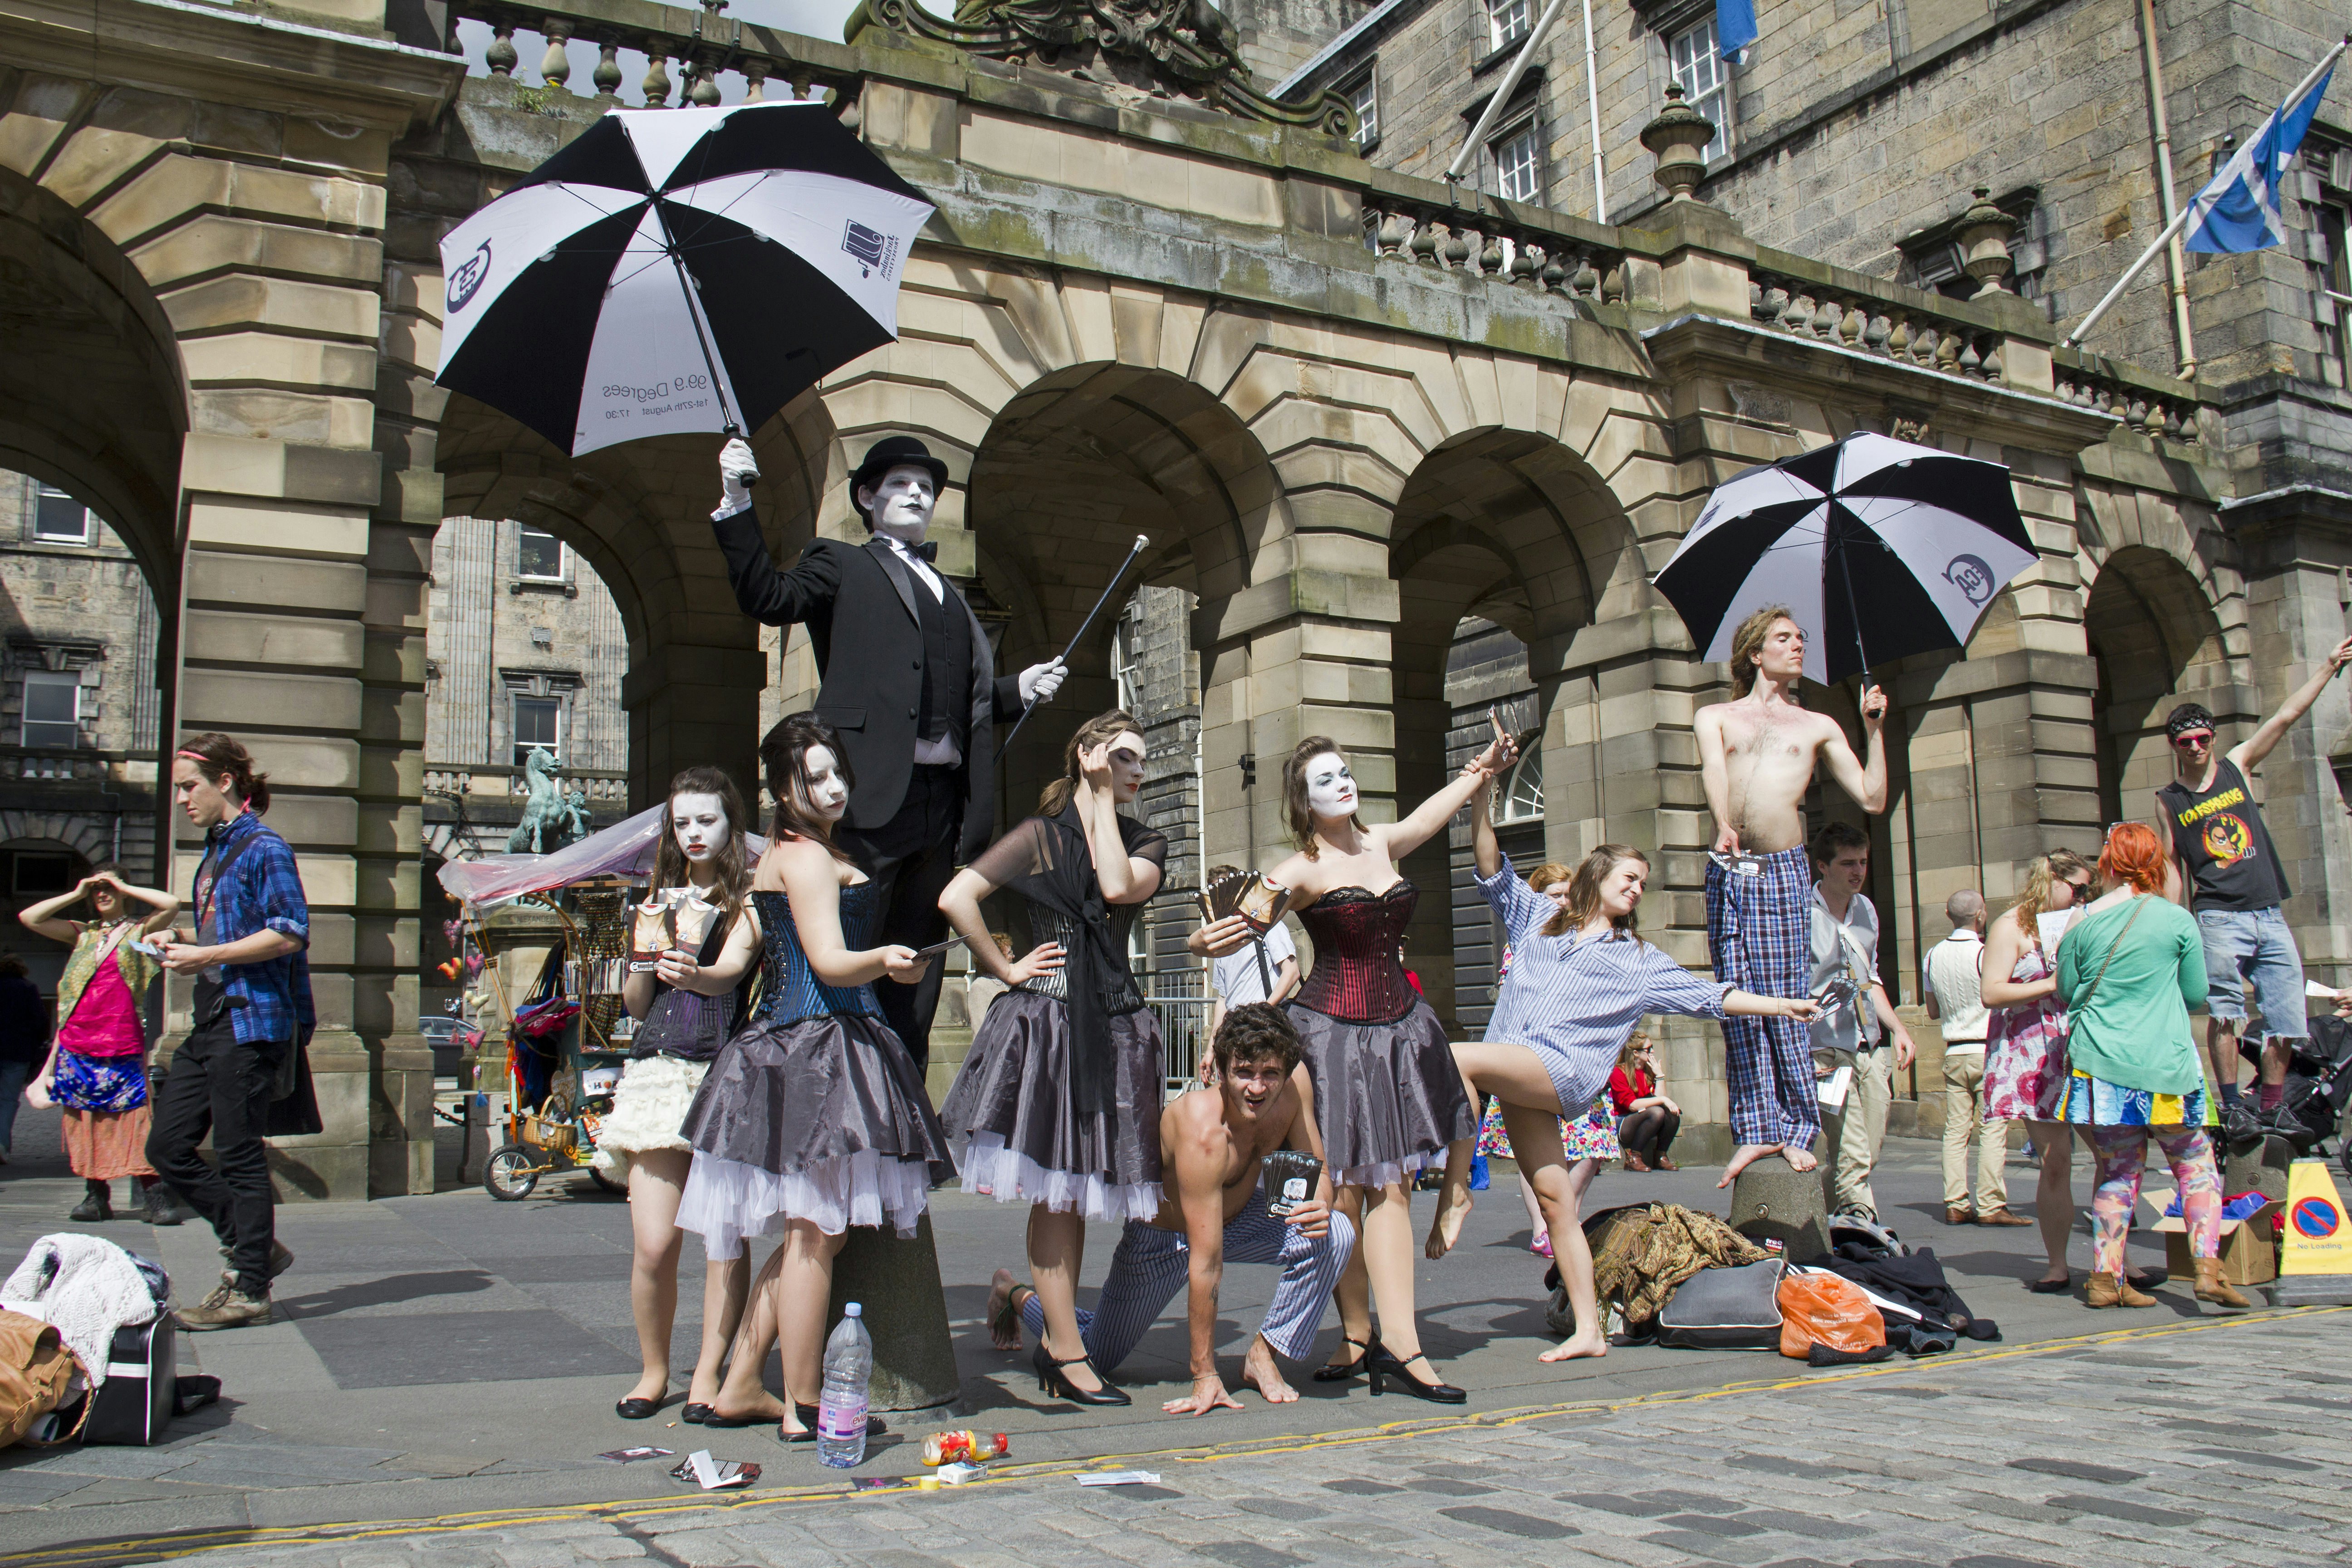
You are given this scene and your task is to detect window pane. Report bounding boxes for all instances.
[1670,20,1730,162]
[1349,73,1379,147]
[33,488,88,543]
[1496,125,1543,203]
[1499,749,1544,823]
[21,671,78,748]
[1491,0,1529,49]
[512,695,561,766]
[517,526,564,579]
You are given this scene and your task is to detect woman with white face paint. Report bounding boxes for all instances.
[1222,731,1511,1403]
[676,713,954,1441]
[602,766,763,1424]
[938,709,1167,1407]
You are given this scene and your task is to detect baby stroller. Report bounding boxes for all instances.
[2219,1013,2352,1181]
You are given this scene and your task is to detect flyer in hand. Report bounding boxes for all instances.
[1196,866,1292,932]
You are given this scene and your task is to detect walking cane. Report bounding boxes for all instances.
[1001,534,1153,756]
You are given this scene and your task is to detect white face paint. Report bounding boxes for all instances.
[671,792,729,864]
[1303,751,1356,819]
[858,465,936,547]
[802,745,850,823]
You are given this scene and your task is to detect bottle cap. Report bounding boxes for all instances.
[845,1302,863,1317]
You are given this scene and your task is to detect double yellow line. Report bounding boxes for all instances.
[9,1305,2339,1568]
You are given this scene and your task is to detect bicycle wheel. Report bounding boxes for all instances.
[588,1165,626,1195]
[484,1143,539,1201]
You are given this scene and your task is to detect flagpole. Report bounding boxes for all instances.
[1580,0,1607,218]
[2064,35,2348,352]
[1447,0,1574,185]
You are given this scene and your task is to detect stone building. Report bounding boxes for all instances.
[0,0,2325,1190]
[0,469,165,1005]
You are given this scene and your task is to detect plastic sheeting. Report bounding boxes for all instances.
[435,804,767,906]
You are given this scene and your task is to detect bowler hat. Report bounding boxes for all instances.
[849,435,950,511]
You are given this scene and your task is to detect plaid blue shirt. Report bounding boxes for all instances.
[196,811,315,1047]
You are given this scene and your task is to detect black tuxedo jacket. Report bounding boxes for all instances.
[712,505,1023,858]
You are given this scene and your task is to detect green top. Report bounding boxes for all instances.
[2053,892,2208,1095]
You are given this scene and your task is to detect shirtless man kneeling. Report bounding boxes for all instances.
[1695,606,1888,1188]
[985,1004,1354,1416]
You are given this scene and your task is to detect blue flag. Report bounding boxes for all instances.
[2184,64,2336,253]
[1717,0,1757,64]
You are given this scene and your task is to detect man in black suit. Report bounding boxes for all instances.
[709,434,1065,1072]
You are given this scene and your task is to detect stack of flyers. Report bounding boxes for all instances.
[1196,867,1291,932]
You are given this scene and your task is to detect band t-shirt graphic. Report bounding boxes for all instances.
[2156,756,2290,911]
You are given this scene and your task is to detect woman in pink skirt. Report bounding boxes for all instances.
[1981,849,2109,1293]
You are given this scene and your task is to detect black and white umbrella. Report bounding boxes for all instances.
[1652,431,2036,686]
[434,102,932,457]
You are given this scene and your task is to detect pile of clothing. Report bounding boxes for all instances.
[0,1233,213,1446]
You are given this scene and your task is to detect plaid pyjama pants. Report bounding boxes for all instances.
[1705,847,1820,1149]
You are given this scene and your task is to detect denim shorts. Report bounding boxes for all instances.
[2195,905,2308,1040]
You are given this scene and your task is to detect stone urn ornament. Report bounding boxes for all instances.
[1956,186,2019,296]
[1641,84,1717,203]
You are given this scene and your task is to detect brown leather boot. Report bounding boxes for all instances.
[2086,1271,2157,1308]
[2194,1258,2251,1309]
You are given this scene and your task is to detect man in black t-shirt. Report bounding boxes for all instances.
[2156,632,2352,1117]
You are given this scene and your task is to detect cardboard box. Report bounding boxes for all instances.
[2142,1190,2278,1286]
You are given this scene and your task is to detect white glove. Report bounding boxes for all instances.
[1018,657,1067,706]
[717,437,760,513]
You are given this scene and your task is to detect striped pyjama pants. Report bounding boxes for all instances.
[1706,847,1820,1150]
[1019,1198,1356,1370]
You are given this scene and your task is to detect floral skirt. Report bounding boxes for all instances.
[52,1049,146,1112]
[2055,1069,2217,1129]
[1475,1095,1620,1164]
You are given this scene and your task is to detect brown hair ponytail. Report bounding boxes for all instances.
[175,732,270,814]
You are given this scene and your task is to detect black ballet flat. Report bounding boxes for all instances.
[680,1403,714,1424]
[1367,1346,1465,1404]
[2025,1274,2072,1294]
[697,1409,772,1428]
[1033,1343,1132,1406]
[614,1397,660,1420]
[1312,1335,1376,1383]
[783,1401,887,1442]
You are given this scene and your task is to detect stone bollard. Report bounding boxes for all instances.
[2224,1134,2295,1208]
[823,1215,960,1411]
[1727,1161,1832,1263]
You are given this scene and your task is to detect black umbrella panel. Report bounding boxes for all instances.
[434,102,933,457]
[1651,431,2037,687]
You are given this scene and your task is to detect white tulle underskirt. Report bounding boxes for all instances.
[1332,1150,1439,1192]
[956,1133,1162,1223]
[589,1055,707,1181]
[675,1148,934,1259]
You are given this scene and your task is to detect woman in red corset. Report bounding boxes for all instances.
[1233,729,1512,1403]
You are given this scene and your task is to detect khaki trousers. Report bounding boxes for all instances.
[1822,1046,1893,1218]
[1940,1050,2010,1213]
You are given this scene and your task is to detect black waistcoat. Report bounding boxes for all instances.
[912,571,970,749]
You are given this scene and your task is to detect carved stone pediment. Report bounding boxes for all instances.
[857,0,1355,136]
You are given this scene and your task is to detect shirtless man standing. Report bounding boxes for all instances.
[985,1004,1353,1416]
[1695,606,1889,1187]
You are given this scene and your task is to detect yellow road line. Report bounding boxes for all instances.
[10,1304,2341,1568]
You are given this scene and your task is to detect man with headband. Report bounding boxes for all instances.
[2156,633,2352,1120]
[707,435,1068,1071]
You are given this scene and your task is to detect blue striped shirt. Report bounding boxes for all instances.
[1478,863,1729,1112]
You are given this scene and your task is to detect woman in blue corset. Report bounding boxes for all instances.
[676,712,954,1441]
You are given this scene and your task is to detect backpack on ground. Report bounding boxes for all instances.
[1653,1258,1785,1351]
[0,1310,79,1448]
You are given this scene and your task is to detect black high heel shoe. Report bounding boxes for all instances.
[1032,1342,1132,1406]
[1312,1336,1376,1383]
[1367,1346,1465,1404]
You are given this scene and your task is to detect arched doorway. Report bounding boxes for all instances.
[2082,544,2233,829]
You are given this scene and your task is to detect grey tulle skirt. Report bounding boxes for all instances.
[1289,999,1476,1189]
[674,1012,954,1258]
[938,989,1164,1222]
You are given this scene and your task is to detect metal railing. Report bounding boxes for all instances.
[1146,989,1214,1094]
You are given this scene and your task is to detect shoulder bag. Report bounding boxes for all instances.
[2049,894,2151,1082]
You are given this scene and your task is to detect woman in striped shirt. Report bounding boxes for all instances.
[1426,773,1818,1362]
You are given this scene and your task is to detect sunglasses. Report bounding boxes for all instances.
[2171,731,2214,749]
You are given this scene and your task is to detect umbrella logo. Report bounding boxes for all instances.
[1942,553,1997,605]
[841,220,896,279]
[447,240,493,314]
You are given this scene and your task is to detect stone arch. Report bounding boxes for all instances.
[1385,428,1640,1028]
[2082,542,2234,827]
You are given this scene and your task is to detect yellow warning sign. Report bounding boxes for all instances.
[2282,1159,2352,1275]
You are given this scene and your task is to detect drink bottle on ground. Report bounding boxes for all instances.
[816,1302,873,1469]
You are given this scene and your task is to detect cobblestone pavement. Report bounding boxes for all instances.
[20,1307,2351,1568]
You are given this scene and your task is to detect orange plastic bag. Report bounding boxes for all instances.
[1777,1269,1884,1358]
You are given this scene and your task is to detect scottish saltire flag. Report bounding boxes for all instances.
[1717,0,1757,64]
[2183,64,2337,253]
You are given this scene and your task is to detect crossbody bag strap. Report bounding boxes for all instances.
[2074,895,2152,1016]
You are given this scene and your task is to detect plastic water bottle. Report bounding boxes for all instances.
[816,1303,874,1469]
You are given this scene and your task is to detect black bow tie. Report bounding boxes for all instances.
[892,538,937,565]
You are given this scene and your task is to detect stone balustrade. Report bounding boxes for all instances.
[2053,347,2206,446]
[1749,261,2012,384]
[424,764,631,801]
[1359,195,1631,306]
[451,0,865,112]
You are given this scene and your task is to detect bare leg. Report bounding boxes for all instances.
[1239,1334,1297,1403]
[710,1244,791,1423]
[1426,1138,1477,1259]
[1359,1181,1436,1370]
[1507,1110,1605,1362]
[2029,1120,2072,1284]
[986,1266,1023,1351]
[1323,1183,1372,1368]
[623,1149,690,1406]
[1027,1205,1103,1393]
[2205,1017,2240,1101]
[774,1220,849,1434]
[1429,1042,1565,1259]
[1719,1142,1788,1188]
[1519,1175,1546,1242]
[688,1251,750,1406]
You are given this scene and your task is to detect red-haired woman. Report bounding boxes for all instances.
[2052,823,2244,1311]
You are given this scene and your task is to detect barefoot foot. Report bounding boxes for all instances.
[987,1267,1025,1351]
[1240,1338,1298,1404]
[710,1392,788,1424]
[1781,1145,1819,1174]
[1425,1189,1475,1259]
[1537,1330,1609,1363]
[1719,1142,1785,1188]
